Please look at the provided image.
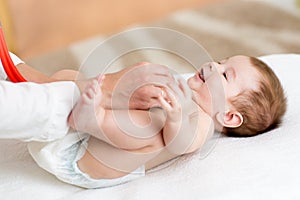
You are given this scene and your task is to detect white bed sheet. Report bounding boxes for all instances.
[0,54,300,200]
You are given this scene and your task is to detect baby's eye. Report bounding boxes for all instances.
[223,72,227,80]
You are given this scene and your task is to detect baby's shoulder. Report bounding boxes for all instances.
[186,108,214,153]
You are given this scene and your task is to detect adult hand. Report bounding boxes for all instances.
[101,62,175,109]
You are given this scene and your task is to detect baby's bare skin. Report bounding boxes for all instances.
[68,76,105,137]
[70,75,212,179]
[78,136,175,179]
[70,76,172,178]
[69,76,166,150]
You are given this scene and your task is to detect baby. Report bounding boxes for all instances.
[28,55,286,189]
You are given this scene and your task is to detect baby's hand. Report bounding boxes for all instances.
[158,78,196,122]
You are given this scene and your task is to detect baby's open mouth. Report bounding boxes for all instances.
[198,69,205,82]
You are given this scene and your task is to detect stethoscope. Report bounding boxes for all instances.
[0,24,27,82]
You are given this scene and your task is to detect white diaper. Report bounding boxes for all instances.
[28,132,145,189]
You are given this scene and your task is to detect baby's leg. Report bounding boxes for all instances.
[69,76,165,151]
[99,109,165,150]
[68,76,105,136]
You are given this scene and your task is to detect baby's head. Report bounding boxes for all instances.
[187,55,286,137]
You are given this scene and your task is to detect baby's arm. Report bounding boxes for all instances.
[158,79,214,155]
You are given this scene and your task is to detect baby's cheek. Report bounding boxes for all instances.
[197,86,211,106]
[187,77,201,91]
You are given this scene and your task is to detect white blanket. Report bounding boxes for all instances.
[0,54,300,199]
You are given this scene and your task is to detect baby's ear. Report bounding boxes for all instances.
[216,110,243,128]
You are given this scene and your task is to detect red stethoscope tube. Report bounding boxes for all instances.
[0,24,27,82]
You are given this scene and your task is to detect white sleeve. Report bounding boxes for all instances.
[0,52,25,80]
[0,80,80,142]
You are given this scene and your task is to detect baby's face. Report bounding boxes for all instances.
[187,55,261,116]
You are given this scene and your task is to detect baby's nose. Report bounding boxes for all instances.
[211,61,221,69]
[204,62,219,77]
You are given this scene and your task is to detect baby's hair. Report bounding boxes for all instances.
[223,57,287,137]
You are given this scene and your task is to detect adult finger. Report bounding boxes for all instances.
[137,85,165,98]
[135,63,175,82]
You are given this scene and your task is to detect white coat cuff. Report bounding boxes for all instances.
[0,52,25,80]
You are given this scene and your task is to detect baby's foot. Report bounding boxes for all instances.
[68,75,105,134]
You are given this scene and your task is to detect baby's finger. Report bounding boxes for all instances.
[86,88,95,99]
[158,95,172,111]
[81,93,93,104]
[91,80,100,93]
[164,86,179,108]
